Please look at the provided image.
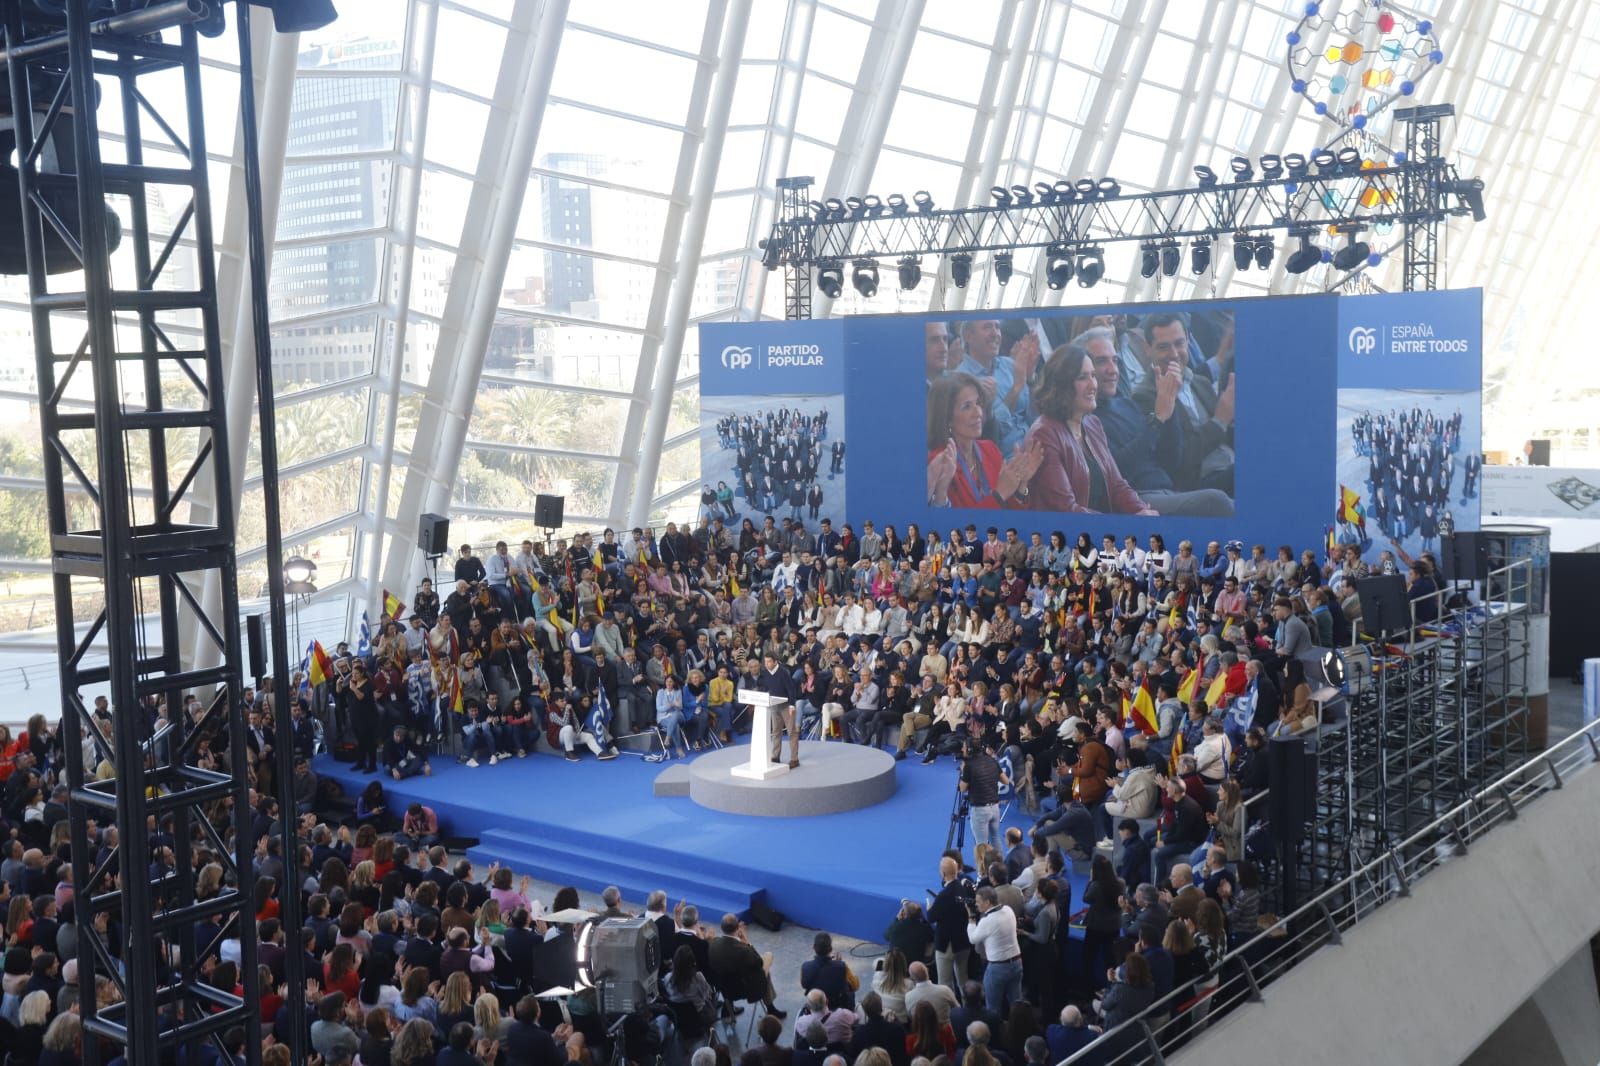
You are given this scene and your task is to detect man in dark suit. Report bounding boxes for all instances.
[256,918,287,985]
[707,913,784,1018]
[503,908,542,988]
[504,994,563,1066]
[949,983,1001,1050]
[402,913,443,975]
[757,651,801,768]
[849,991,909,1066]
[645,892,676,975]
[800,932,855,1009]
[671,904,711,979]
[927,855,973,992]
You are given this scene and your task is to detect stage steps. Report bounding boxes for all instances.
[466,826,767,921]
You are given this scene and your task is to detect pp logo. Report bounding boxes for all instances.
[1347,326,1377,356]
[720,345,754,370]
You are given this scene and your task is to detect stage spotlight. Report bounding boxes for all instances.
[824,197,845,218]
[575,917,659,1015]
[1333,236,1371,271]
[1194,164,1218,187]
[1053,179,1076,200]
[1097,177,1122,197]
[913,190,935,212]
[1336,146,1362,171]
[851,258,879,297]
[993,251,1014,285]
[1010,184,1033,205]
[817,260,844,297]
[1285,233,1322,274]
[844,196,865,216]
[283,556,317,586]
[1045,244,1074,289]
[1161,240,1181,277]
[1320,649,1346,688]
[1230,155,1254,182]
[759,237,781,271]
[807,200,827,218]
[897,255,922,290]
[991,186,1012,206]
[1283,152,1308,178]
[861,194,883,215]
[950,253,973,288]
[1034,181,1056,203]
[1233,234,1253,271]
[1190,238,1212,275]
[1447,177,1487,222]
[886,192,908,214]
[1076,247,1104,288]
[1311,149,1337,173]
[1140,243,1160,279]
[1075,178,1097,198]
[1259,154,1283,180]
[1254,237,1274,270]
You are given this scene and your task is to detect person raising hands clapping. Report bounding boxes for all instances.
[927,372,1044,508]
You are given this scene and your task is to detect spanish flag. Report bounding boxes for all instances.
[1176,664,1200,703]
[1205,671,1230,710]
[383,588,405,620]
[593,549,604,571]
[1169,728,1185,777]
[1124,680,1158,735]
[307,640,333,687]
[449,667,464,713]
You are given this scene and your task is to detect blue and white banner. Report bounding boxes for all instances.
[1336,288,1482,390]
[700,318,846,396]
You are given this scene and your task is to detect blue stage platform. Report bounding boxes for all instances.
[314,747,1078,942]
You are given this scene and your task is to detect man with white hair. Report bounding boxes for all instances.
[795,987,857,1048]
[903,960,957,1027]
[1045,1004,1100,1062]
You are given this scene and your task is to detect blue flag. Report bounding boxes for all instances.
[357,610,372,659]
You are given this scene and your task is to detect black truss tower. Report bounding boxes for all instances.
[3,1,303,1062]
[767,130,1484,318]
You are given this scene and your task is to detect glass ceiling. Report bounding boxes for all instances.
[0,0,1593,658]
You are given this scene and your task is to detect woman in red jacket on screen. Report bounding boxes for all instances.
[927,371,1044,509]
[1023,344,1159,515]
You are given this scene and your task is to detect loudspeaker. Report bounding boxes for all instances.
[246,614,266,680]
[1445,531,1487,583]
[419,512,450,555]
[1266,735,1313,843]
[1527,439,1551,466]
[534,494,565,529]
[1356,574,1409,639]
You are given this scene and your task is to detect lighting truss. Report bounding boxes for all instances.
[763,112,1481,318]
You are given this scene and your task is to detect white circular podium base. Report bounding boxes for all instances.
[680,740,897,817]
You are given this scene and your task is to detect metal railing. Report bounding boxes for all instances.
[1061,717,1600,1065]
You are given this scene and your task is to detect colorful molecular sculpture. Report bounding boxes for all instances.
[1284,1,1442,136]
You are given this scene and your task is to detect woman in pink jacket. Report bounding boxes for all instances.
[1024,345,1158,515]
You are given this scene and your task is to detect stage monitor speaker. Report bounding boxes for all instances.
[534,494,565,529]
[1446,531,1487,583]
[245,614,266,680]
[1266,735,1314,843]
[1356,574,1409,639]
[1526,439,1551,466]
[419,513,450,555]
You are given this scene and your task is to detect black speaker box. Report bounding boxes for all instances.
[1356,574,1409,639]
[419,512,450,555]
[245,613,266,680]
[1267,735,1314,843]
[1443,530,1487,583]
[534,494,565,529]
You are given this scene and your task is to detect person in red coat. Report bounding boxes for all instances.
[927,372,1043,510]
[1023,344,1157,515]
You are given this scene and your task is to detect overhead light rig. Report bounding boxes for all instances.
[760,105,1482,319]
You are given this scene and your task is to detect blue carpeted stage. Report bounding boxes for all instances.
[314,747,1079,942]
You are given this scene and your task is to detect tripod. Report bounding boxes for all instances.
[945,784,970,854]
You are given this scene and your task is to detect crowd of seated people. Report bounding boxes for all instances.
[925,313,1237,517]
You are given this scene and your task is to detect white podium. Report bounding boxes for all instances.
[732,689,789,780]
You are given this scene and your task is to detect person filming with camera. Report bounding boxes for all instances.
[965,884,1024,1020]
[959,737,1009,859]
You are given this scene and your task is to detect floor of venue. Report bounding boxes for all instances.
[314,742,1063,942]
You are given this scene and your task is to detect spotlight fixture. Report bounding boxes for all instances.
[1254,236,1274,270]
[1446,177,1487,221]
[1233,233,1253,271]
[897,255,922,291]
[1285,232,1322,274]
[1074,178,1097,198]
[1190,238,1212,275]
[807,200,827,218]
[817,260,844,297]
[913,190,935,212]
[1034,181,1056,203]
[1336,146,1362,170]
[1052,179,1076,200]
[1045,244,1074,289]
[886,192,908,215]
[1140,243,1160,279]
[1311,149,1337,173]
[861,194,883,215]
[950,253,972,288]
[824,197,845,218]
[990,186,1012,206]
[851,258,879,297]
[284,556,318,596]
[1009,184,1033,205]
[1259,154,1283,180]
[1194,164,1218,187]
[993,251,1014,285]
[1283,152,1308,178]
[1076,247,1105,288]
[1097,177,1122,198]
[1230,155,1254,182]
[1332,234,1372,271]
[759,237,781,271]
[1161,240,1181,277]
[844,196,865,216]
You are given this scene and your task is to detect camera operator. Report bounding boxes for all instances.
[959,737,1008,858]
[965,885,1024,1020]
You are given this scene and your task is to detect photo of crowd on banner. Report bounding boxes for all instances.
[702,401,846,525]
[925,310,1237,517]
[1336,393,1482,562]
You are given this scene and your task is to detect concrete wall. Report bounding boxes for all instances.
[1461,944,1600,1066]
[1175,762,1600,1066]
